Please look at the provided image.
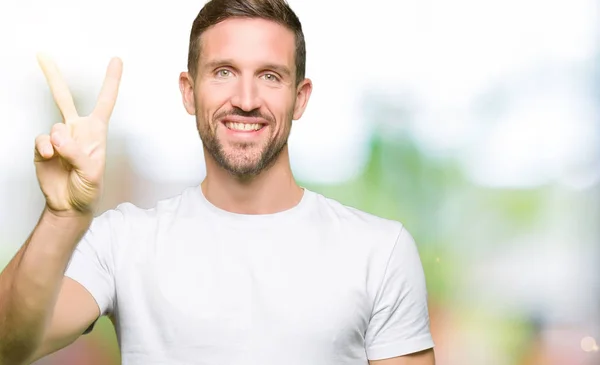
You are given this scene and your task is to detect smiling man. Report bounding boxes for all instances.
[0,1,435,364]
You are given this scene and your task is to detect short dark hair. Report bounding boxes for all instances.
[187,0,306,85]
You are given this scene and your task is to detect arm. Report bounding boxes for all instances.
[0,55,122,364]
[0,210,99,365]
[369,348,435,365]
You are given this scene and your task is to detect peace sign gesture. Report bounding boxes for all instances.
[34,55,123,215]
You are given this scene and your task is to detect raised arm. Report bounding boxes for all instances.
[0,55,122,365]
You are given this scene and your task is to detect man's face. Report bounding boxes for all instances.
[180,17,311,178]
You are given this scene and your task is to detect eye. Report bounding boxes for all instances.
[261,73,280,82]
[216,69,232,78]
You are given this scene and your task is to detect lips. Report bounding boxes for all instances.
[225,122,263,131]
[221,116,268,132]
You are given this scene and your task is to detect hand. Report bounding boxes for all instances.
[34,54,123,215]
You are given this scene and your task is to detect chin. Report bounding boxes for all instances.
[223,146,263,162]
[224,164,264,179]
[209,140,285,178]
[218,154,262,176]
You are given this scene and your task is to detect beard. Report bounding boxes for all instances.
[197,107,292,179]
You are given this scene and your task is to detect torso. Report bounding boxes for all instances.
[110,187,401,365]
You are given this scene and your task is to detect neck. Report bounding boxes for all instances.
[201,146,303,215]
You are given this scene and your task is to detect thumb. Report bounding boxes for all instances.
[50,123,85,168]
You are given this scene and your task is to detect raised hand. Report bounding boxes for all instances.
[34,54,123,215]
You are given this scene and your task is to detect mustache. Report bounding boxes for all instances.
[214,107,274,123]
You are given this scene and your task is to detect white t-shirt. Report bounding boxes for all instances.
[64,186,434,364]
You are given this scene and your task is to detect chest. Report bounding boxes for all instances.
[114,223,374,363]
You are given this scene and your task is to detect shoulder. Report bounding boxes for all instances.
[306,189,407,245]
[92,185,201,227]
[308,189,404,232]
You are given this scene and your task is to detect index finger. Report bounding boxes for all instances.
[37,53,79,121]
[92,57,123,122]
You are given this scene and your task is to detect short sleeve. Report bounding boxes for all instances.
[64,207,123,321]
[365,227,434,360]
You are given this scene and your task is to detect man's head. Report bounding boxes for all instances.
[179,0,312,179]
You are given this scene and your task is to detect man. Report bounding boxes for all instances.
[0,0,435,364]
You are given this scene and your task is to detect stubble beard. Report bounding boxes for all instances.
[198,114,292,180]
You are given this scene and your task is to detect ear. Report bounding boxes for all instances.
[292,78,313,120]
[179,72,196,115]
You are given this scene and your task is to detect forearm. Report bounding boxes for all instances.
[0,207,92,363]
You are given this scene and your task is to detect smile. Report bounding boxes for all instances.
[224,122,265,132]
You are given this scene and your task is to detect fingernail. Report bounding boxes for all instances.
[51,133,62,147]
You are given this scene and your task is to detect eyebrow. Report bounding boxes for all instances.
[262,63,292,78]
[202,59,235,71]
[202,59,292,78]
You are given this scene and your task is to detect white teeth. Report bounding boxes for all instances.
[225,122,263,131]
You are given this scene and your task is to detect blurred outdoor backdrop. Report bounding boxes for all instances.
[1,0,599,364]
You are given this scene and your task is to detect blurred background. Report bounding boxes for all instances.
[1,0,599,364]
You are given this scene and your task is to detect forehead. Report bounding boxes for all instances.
[199,17,295,69]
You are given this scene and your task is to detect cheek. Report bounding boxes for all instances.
[263,89,296,123]
[197,84,229,109]
[196,84,233,125]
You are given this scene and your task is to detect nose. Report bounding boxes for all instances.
[230,75,262,112]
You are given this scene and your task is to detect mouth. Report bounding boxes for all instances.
[221,116,268,133]
[224,122,265,132]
